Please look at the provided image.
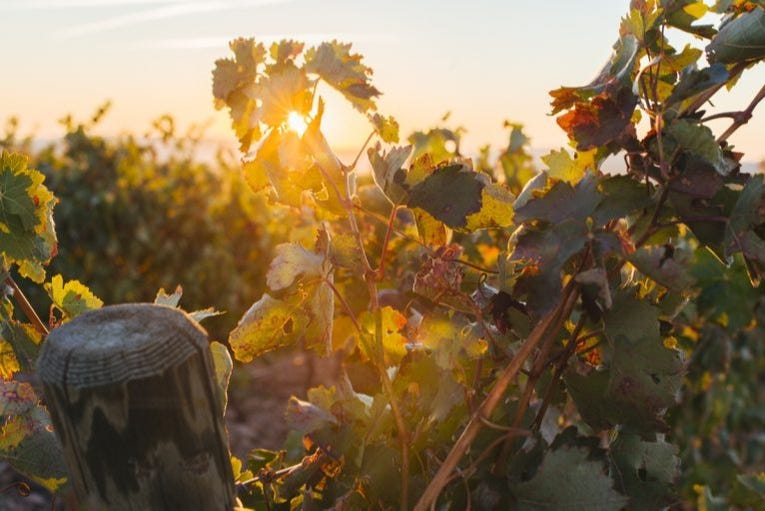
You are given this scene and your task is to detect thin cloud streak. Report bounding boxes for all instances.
[55,0,295,39]
[0,0,191,10]
[135,33,396,50]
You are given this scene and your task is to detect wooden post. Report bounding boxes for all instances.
[37,303,236,511]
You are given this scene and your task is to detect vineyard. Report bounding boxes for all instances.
[4,0,765,509]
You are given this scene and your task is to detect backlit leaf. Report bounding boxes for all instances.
[267,242,325,291]
[44,274,103,320]
[407,164,485,229]
[368,143,411,204]
[369,113,400,144]
[542,147,596,183]
[0,152,57,283]
[304,41,381,112]
[556,88,638,151]
[210,341,233,413]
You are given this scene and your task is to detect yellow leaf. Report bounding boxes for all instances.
[683,2,708,19]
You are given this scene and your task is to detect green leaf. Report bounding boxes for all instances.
[665,120,729,176]
[267,242,325,291]
[229,294,300,362]
[593,175,654,225]
[603,291,684,431]
[1,319,42,374]
[368,143,411,205]
[0,404,68,492]
[511,445,628,511]
[0,380,37,416]
[724,175,765,284]
[666,0,717,37]
[209,341,232,413]
[369,113,400,143]
[610,433,680,510]
[515,172,600,225]
[0,152,57,283]
[665,64,729,107]
[707,7,765,63]
[627,245,697,292]
[406,164,485,229]
[44,274,103,319]
[509,220,589,317]
[304,41,381,112]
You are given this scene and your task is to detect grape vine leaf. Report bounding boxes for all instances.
[285,396,338,433]
[407,164,483,228]
[44,274,103,320]
[359,306,408,366]
[724,175,765,284]
[627,245,697,292]
[610,433,680,510]
[602,291,684,431]
[210,341,233,413]
[707,7,765,63]
[368,143,411,205]
[0,338,19,379]
[509,221,588,317]
[154,285,183,307]
[0,152,57,283]
[0,380,36,416]
[542,147,596,183]
[514,172,600,225]
[665,64,729,107]
[665,0,717,37]
[369,113,400,143]
[1,319,42,374]
[269,40,304,64]
[0,402,68,492]
[664,120,730,176]
[255,62,313,127]
[407,163,514,231]
[229,280,333,362]
[212,38,267,151]
[304,41,381,112]
[556,88,638,151]
[267,242,326,291]
[511,445,628,510]
[550,35,639,114]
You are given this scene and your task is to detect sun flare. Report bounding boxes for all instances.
[286,111,308,136]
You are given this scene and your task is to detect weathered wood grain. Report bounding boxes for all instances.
[37,304,236,511]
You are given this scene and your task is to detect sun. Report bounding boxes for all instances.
[286,111,308,136]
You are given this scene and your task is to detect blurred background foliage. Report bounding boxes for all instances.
[0,103,286,341]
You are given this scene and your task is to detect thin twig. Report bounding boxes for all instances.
[325,278,361,333]
[376,205,399,280]
[717,83,765,143]
[533,316,587,430]
[5,276,48,336]
[413,284,580,511]
[349,131,375,171]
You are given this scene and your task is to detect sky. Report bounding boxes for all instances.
[2,0,765,164]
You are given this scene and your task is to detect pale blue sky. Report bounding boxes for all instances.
[2,0,764,162]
